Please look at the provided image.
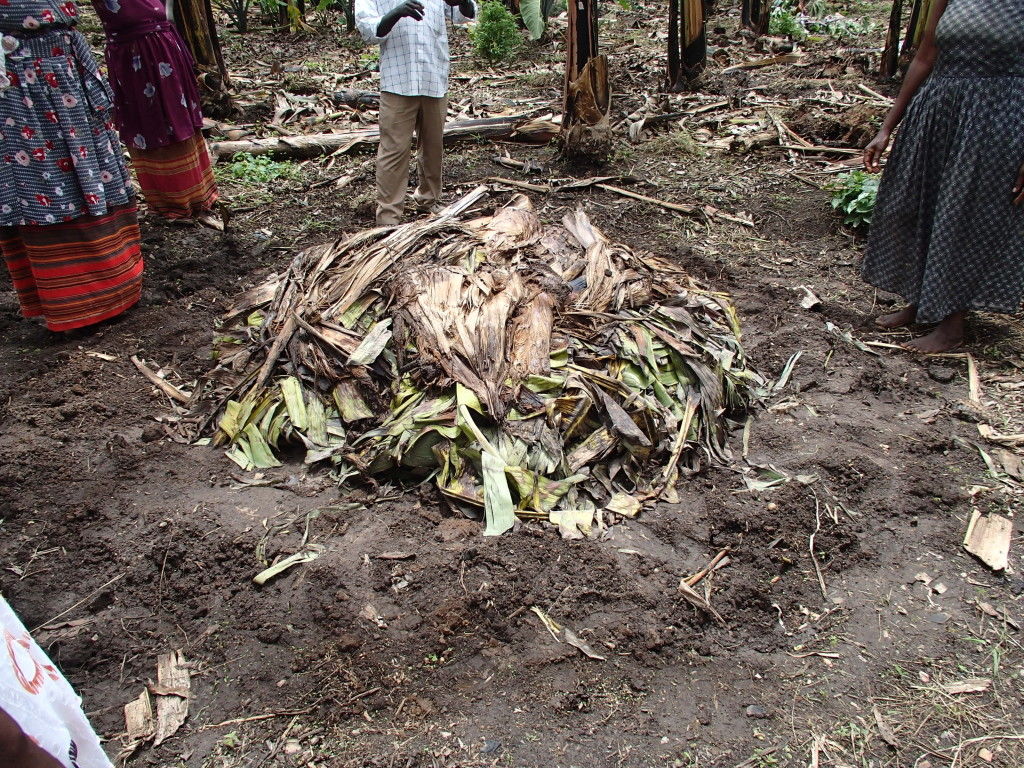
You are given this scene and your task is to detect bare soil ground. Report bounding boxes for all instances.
[2,2,1022,767]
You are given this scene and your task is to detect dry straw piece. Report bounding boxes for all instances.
[202,186,762,535]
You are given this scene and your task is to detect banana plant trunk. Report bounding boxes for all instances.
[278,0,315,32]
[881,0,936,77]
[667,0,707,91]
[741,0,771,35]
[170,0,234,118]
[562,0,611,159]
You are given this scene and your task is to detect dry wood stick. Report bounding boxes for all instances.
[489,175,752,226]
[809,490,829,600]
[678,579,726,625]
[766,108,798,164]
[857,83,893,103]
[490,176,552,193]
[722,53,804,73]
[210,114,556,161]
[685,548,732,587]
[594,183,699,215]
[254,314,299,391]
[199,707,315,730]
[966,353,983,405]
[131,356,191,404]
[779,144,861,155]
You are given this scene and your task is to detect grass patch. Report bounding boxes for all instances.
[647,128,702,157]
[217,153,303,186]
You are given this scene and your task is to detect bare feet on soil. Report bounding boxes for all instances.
[875,304,916,329]
[903,312,966,353]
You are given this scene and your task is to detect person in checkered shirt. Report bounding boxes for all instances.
[356,0,476,226]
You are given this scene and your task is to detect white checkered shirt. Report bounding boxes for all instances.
[356,0,475,98]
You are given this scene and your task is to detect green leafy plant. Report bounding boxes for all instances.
[358,48,380,71]
[218,153,302,185]
[221,731,241,749]
[470,1,522,62]
[769,0,806,38]
[770,0,871,39]
[829,170,880,228]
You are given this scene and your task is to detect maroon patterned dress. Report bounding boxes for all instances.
[90,0,202,149]
[90,0,218,218]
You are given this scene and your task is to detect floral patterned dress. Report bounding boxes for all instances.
[0,0,134,227]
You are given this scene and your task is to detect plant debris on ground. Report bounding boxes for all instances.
[204,187,762,536]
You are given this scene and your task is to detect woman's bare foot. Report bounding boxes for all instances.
[903,312,966,354]
[875,304,917,329]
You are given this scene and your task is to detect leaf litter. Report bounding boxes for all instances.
[198,186,763,534]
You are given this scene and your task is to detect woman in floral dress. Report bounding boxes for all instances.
[0,0,143,332]
[90,0,219,219]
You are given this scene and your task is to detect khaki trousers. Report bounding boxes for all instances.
[375,92,447,226]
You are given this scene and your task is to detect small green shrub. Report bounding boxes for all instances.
[470,1,522,63]
[828,170,880,229]
[769,0,805,38]
[218,153,302,185]
[770,0,872,39]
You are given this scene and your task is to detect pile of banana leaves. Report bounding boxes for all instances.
[206,186,763,536]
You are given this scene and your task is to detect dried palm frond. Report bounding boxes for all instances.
[202,187,763,535]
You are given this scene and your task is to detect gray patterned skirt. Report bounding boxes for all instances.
[862,73,1024,323]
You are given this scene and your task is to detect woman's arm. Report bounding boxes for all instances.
[864,0,949,172]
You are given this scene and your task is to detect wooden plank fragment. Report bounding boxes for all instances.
[153,650,191,746]
[124,688,155,743]
[940,677,991,695]
[963,511,1013,572]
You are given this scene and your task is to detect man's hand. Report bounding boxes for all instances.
[389,0,425,19]
[1014,161,1024,206]
[376,0,424,36]
[444,0,475,16]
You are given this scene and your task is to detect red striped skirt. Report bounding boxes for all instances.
[130,133,220,219]
[1,204,144,332]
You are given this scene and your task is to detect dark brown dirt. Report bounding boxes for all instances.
[1,2,1022,768]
